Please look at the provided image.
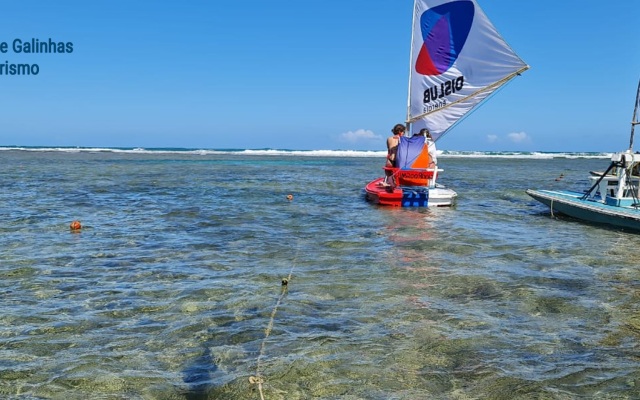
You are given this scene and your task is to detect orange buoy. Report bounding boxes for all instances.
[286,194,293,201]
[70,220,82,231]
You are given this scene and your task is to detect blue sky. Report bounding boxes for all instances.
[1,0,639,152]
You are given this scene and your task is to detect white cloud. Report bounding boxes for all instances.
[339,129,382,143]
[487,134,498,143]
[507,131,530,143]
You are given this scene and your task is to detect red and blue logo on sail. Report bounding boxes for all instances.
[415,0,475,76]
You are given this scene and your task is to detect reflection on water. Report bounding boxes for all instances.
[1,153,639,398]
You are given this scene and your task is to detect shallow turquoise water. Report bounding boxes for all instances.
[1,151,639,399]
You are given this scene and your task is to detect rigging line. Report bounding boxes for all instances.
[249,234,300,400]
[406,66,530,125]
[581,161,618,201]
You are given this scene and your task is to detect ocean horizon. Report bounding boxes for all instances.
[0,145,615,159]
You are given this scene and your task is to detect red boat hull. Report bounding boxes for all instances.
[364,178,404,207]
[364,177,457,207]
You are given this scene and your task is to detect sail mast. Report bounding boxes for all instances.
[628,79,640,151]
[405,0,418,135]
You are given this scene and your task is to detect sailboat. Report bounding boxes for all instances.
[365,0,529,207]
[527,79,640,231]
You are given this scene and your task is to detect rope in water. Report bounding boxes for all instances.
[249,244,299,399]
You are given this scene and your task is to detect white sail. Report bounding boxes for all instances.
[408,0,529,140]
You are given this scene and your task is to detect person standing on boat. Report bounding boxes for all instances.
[385,124,405,183]
[419,128,437,169]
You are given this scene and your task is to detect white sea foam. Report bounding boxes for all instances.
[0,146,613,159]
